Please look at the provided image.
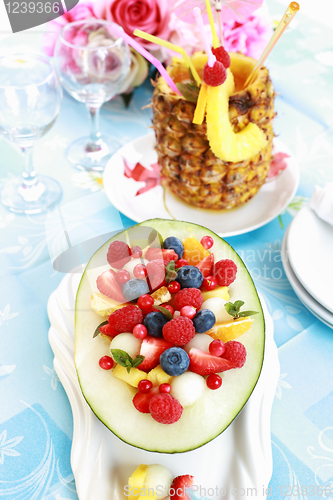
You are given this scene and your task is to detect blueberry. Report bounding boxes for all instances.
[122,279,149,302]
[143,311,169,338]
[160,347,190,376]
[163,236,184,259]
[176,265,203,289]
[193,309,216,333]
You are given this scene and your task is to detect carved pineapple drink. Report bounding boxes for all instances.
[152,52,276,210]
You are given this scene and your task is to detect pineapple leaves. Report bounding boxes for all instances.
[111,349,145,373]
[225,300,258,320]
[93,320,108,338]
[176,83,200,103]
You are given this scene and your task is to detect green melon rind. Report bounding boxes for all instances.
[74,219,265,453]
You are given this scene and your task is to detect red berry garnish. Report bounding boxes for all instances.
[174,288,203,311]
[163,304,174,316]
[159,383,171,393]
[212,46,230,68]
[168,281,181,294]
[133,264,148,280]
[209,339,225,357]
[214,259,237,286]
[137,294,154,311]
[108,305,143,333]
[138,379,153,393]
[131,245,142,258]
[180,306,196,319]
[200,235,214,250]
[149,393,183,424]
[162,316,195,346]
[170,475,194,500]
[107,240,131,269]
[206,373,222,390]
[222,341,246,368]
[175,258,189,269]
[133,323,148,339]
[203,61,227,87]
[203,275,217,291]
[99,323,120,337]
[115,269,130,284]
[99,356,114,370]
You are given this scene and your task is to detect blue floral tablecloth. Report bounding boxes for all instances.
[1,1,333,498]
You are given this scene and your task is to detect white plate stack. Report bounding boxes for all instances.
[282,204,333,329]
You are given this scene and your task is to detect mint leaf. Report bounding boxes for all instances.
[154,305,173,320]
[238,311,259,318]
[176,83,200,103]
[165,260,177,283]
[233,300,245,311]
[111,349,145,373]
[93,320,108,338]
[224,301,257,320]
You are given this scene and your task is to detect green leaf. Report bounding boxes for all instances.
[176,83,200,103]
[238,311,259,318]
[93,320,108,338]
[233,300,245,311]
[165,260,178,283]
[110,349,145,373]
[224,300,257,320]
[132,355,145,368]
[224,302,236,316]
[154,305,173,321]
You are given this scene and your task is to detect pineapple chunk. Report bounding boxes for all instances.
[113,365,148,388]
[201,285,229,302]
[183,235,210,266]
[90,292,124,317]
[151,286,171,306]
[193,83,208,125]
[147,365,173,386]
[128,464,148,499]
[206,69,268,162]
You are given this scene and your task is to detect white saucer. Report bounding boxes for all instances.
[103,133,299,237]
[287,205,333,314]
[48,271,279,500]
[282,226,333,329]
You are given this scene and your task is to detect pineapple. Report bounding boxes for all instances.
[152,52,276,210]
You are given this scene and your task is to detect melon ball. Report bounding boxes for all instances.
[110,333,141,360]
[200,297,233,323]
[123,258,148,278]
[171,372,205,407]
[128,464,173,499]
[184,333,212,354]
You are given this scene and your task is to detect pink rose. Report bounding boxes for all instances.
[93,0,171,50]
[42,2,96,56]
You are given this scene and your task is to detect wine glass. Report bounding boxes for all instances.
[54,20,130,171]
[0,53,63,214]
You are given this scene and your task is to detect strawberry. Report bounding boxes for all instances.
[133,386,159,413]
[196,253,214,278]
[145,247,179,263]
[99,323,120,337]
[170,475,194,500]
[139,335,173,372]
[96,269,125,302]
[146,259,166,291]
[188,348,235,376]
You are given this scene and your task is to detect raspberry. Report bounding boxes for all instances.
[173,288,203,311]
[149,393,183,424]
[203,61,227,87]
[108,305,143,332]
[107,241,131,269]
[214,259,237,286]
[212,46,230,68]
[162,316,195,346]
[222,341,246,368]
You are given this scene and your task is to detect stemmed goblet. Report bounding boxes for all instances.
[54,20,130,171]
[0,53,63,214]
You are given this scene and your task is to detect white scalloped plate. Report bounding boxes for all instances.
[47,271,279,500]
[103,133,299,237]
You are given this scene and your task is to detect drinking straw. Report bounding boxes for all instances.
[215,0,224,46]
[244,2,300,88]
[134,30,201,86]
[193,7,216,67]
[111,24,181,95]
[205,0,220,49]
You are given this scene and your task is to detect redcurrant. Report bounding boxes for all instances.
[137,294,154,311]
[99,356,114,370]
[201,236,214,250]
[115,269,130,284]
[159,383,171,393]
[203,275,217,291]
[133,264,148,280]
[206,373,222,390]
[131,246,142,258]
[163,304,174,316]
[138,379,153,393]
[167,281,181,294]
[209,339,225,357]
[133,324,148,340]
[180,306,196,319]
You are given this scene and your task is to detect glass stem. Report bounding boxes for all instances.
[86,105,102,152]
[21,145,37,188]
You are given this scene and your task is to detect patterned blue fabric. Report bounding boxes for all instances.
[1,1,333,498]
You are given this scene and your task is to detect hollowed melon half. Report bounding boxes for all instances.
[75,219,265,453]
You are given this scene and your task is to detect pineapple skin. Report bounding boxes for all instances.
[152,53,276,210]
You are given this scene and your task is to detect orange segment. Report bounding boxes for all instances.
[183,235,210,266]
[206,316,254,342]
[193,83,208,125]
